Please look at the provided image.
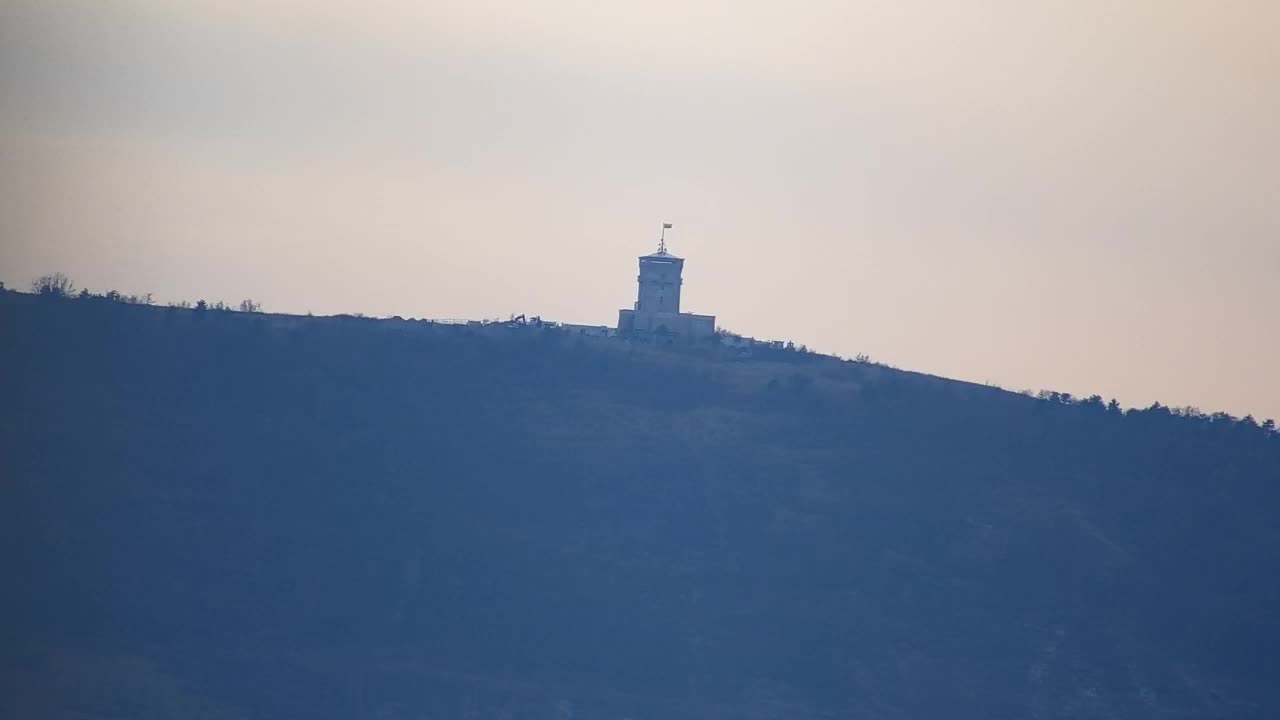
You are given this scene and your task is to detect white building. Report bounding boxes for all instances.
[617,228,715,339]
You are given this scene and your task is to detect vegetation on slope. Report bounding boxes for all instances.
[1,287,1277,719]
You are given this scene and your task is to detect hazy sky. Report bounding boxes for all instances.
[3,1,1278,419]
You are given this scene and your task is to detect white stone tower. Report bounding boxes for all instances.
[617,223,715,338]
[635,229,683,314]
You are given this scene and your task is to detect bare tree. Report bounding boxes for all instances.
[32,272,76,298]
[238,298,262,313]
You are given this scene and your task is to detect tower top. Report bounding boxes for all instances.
[645,222,680,259]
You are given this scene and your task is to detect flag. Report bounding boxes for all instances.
[663,222,673,229]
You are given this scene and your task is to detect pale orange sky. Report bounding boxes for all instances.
[2,1,1278,419]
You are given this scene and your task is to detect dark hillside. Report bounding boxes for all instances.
[2,290,1278,719]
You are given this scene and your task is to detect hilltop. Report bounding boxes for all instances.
[2,288,1278,719]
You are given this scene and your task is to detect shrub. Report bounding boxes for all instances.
[32,273,76,298]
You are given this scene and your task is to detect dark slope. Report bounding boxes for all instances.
[2,291,1278,719]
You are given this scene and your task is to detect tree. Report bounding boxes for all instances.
[194,300,208,312]
[32,273,76,298]
[239,299,262,313]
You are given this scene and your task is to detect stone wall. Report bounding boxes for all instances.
[617,309,716,339]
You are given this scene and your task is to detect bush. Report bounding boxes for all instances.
[32,273,76,298]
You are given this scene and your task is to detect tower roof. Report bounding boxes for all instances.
[649,222,681,259]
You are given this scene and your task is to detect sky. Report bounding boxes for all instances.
[2,0,1278,419]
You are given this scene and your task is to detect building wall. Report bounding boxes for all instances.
[618,309,716,339]
[682,313,716,337]
[636,257,683,314]
[559,323,614,337]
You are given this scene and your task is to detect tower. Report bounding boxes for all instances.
[617,223,715,338]
[635,246,683,314]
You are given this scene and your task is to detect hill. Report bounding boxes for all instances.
[2,289,1278,719]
